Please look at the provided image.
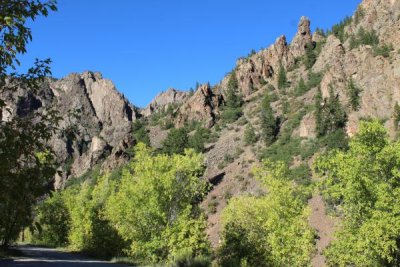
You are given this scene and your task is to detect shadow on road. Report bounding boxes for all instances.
[0,245,131,267]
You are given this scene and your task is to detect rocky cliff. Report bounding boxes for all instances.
[2,71,138,187]
[3,1,400,244]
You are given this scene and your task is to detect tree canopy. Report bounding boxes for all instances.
[315,120,400,266]
[0,0,58,246]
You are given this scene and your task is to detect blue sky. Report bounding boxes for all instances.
[20,0,361,107]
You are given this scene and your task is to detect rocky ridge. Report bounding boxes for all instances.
[2,71,138,187]
[2,1,400,262]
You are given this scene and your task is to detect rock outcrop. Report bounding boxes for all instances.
[175,84,223,128]
[291,16,314,58]
[141,88,189,117]
[2,71,138,187]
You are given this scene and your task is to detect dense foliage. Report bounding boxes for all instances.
[105,144,210,263]
[162,128,190,155]
[0,0,58,246]
[132,119,151,146]
[188,126,211,153]
[218,160,315,267]
[315,121,400,266]
[32,144,211,264]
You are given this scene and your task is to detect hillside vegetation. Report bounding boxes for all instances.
[2,0,400,267]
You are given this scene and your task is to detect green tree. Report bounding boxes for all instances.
[218,160,315,266]
[222,71,243,123]
[304,43,317,69]
[393,102,400,129]
[132,119,150,146]
[161,127,189,155]
[0,0,59,247]
[31,191,70,247]
[243,124,257,145]
[277,65,289,90]
[188,126,210,153]
[295,77,307,96]
[105,144,210,264]
[349,27,380,49]
[315,121,400,266]
[347,78,362,111]
[225,72,240,108]
[315,88,324,136]
[329,16,352,43]
[315,86,347,137]
[260,94,277,145]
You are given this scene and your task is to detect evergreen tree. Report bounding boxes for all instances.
[327,87,347,133]
[132,119,151,146]
[277,65,288,90]
[222,71,243,123]
[393,102,400,129]
[314,88,324,137]
[225,71,241,109]
[304,43,317,69]
[347,79,362,111]
[295,77,307,96]
[261,94,277,145]
[315,86,347,137]
[188,126,210,153]
[161,127,189,155]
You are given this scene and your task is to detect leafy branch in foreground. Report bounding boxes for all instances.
[0,0,58,247]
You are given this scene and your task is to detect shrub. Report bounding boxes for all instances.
[169,252,211,267]
[269,92,279,102]
[207,199,218,214]
[373,43,394,58]
[289,164,312,186]
[224,154,234,163]
[349,27,379,49]
[221,108,242,123]
[244,124,257,145]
